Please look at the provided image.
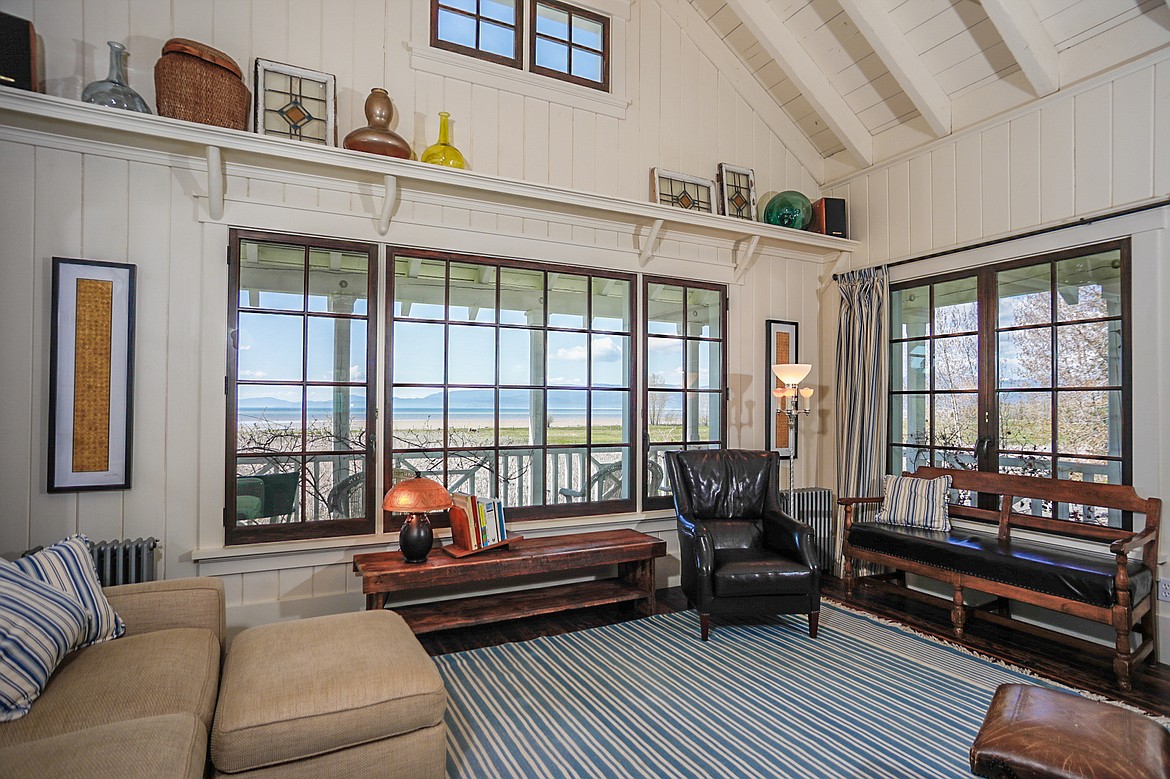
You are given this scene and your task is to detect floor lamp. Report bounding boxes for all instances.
[771,363,814,514]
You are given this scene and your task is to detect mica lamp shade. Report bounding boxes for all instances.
[383,477,452,564]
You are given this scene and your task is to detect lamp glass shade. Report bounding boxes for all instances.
[799,386,815,399]
[382,476,453,513]
[772,363,812,385]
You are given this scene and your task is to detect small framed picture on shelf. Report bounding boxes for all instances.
[253,58,336,146]
[765,318,798,459]
[716,163,757,220]
[650,167,716,213]
[48,258,137,491]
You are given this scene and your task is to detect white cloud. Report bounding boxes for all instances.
[647,339,680,352]
[240,369,267,379]
[552,345,588,361]
[592,336,623,363]
[350,364,364,380]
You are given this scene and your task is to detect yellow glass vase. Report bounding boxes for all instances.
[420,111,467,169]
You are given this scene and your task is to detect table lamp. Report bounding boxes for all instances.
[383,475,453,564]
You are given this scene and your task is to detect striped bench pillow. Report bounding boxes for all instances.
[0,562,88,720]
[13,535,125,648]
[875,474,952,531]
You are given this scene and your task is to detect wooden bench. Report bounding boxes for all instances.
[840,467,1161,690]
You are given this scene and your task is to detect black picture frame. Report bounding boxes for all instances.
[48,258,136,492]
[765,319,798,459]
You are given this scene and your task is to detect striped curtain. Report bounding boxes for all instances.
[834,267,889,576]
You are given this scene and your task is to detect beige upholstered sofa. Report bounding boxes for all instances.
[0,577,447,778]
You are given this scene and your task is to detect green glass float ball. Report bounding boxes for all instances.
[762,190,813,230]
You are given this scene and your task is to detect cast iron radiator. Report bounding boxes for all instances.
[779,487,835,572]
[91,537,158,586]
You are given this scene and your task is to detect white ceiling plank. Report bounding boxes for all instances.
[723,0,873,166]
[665,0,828,181]
[837,0,951,137]
[979,0,1060,96]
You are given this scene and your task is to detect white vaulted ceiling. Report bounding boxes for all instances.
[689,0,1170,180]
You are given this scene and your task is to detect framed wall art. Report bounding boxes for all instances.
[49,258,136,491]
[650,167,715,213]
[253,58,336,146]
[716,163,757,220]
[765,319,798,459]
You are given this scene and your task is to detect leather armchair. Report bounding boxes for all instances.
[665,449,821,640]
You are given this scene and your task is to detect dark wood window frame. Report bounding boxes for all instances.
[386,248,638,528]
[641,275,729,513]
[430,0,524,70]
[888,238,1132,528]
[529,0,610,92]
[225,229,378,545]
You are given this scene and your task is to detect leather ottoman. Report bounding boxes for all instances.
[211,610,446,778]
[970,684,1170,779]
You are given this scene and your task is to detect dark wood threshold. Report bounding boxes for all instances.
[416,578,1170,717]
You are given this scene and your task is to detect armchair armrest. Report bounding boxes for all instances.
[762,509,819,571]
[104,577,225,647]
[839,495,883,534]
[676,511,716,601]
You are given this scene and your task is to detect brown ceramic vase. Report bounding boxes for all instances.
[343,88,412,159]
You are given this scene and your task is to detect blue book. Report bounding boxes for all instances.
[495,499,507,540]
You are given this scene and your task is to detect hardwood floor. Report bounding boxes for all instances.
[418,577,1170,717]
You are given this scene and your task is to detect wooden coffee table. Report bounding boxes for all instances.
[352,529,667,634]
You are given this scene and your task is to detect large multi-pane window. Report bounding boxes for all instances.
[226,231,377,544]
[889,240,1131,527]
[432,0,610,91]
[643,277,727,510]
[387,250,636,524]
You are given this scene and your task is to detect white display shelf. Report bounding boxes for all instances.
[0,89,857,274]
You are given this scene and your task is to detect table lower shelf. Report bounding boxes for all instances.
[390,579,649,635]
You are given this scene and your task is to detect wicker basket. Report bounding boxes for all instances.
[154,38,249,130]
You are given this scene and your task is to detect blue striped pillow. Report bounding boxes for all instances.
[0,561,88,720]
[13,535,125,648]
[875,474,952,531]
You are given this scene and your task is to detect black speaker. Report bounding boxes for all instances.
[811,197,847,238]
[0,12,38,92]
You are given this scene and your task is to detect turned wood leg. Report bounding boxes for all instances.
[808,611,819,639]
[700,613,710,641]
[1113,608,1134,691]
[1141,604,1158,667]
[844,556,856,596]
[951,585,967,637]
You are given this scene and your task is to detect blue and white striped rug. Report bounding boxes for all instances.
[433,601,1074,778]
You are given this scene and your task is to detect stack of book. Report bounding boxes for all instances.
[446,493,515,556]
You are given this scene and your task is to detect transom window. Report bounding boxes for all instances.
[643,277,728,510]
[431,0,610,91]
[388,250,635,524]
[531,1,609,90]
[432,0,523,68]
[226,231,377,545]
[889,240,1131,527]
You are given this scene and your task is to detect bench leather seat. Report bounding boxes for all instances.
[848,522,1153,609]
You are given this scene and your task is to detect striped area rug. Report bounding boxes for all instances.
[433,601,1072,779]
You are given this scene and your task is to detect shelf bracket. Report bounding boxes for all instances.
[206,145,224,221]
[378,174,398,236]
[639,218,664,267]
[733,234,762,282]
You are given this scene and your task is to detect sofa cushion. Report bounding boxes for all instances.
[0,561,88,721]
[713,548,815,597]
[848,522,1153,608]
[212,610,446,773]
[875,473,951,530]
[0,712,206,779]
[0,626,220,747]
[12,534,125,648]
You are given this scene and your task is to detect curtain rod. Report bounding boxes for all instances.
[832,196,1170,280]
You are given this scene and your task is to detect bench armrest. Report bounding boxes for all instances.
[838,496,884,506]
[104,577,225,647]
[1110,526,1159,556]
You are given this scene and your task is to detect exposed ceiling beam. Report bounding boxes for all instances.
[723,0,873,167]
[980,0,1059,97]
[836,0,951,138]
[663,0,826,182]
